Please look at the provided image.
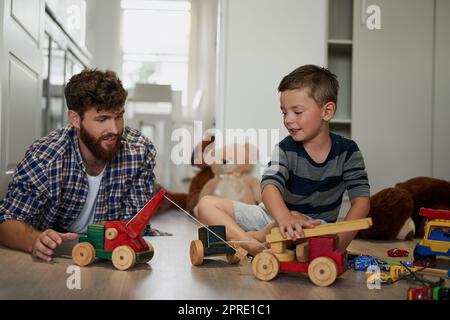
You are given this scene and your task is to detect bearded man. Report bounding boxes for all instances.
[0,69,157,262]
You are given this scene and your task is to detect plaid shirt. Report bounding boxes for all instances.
[0,124,157,234]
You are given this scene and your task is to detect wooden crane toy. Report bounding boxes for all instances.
[252,217,373,286]
[72,189,166,270]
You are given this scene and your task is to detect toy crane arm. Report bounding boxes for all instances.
[265,218,373,244]
[419,207,450,220]
[126,189,167,239]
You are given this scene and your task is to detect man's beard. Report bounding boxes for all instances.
[79,123,122,161]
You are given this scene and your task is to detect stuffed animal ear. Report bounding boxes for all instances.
[221,143,258,165]
[191,136,215,168]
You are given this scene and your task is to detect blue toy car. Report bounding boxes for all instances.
[348,255,387,271]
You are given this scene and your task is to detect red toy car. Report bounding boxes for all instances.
[387,248,409,257]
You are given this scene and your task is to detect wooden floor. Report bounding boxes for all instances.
[0,209,448,300]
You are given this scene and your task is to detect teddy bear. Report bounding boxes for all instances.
[157,136,215,214]
[196,142,262,207]
[357,177,450,240]
[159,139,262,215]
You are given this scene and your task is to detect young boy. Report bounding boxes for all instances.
[196,65,370,256]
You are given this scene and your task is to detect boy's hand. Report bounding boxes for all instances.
[31,229,78,262]
[277,214,320,241]
[289,210,312,221]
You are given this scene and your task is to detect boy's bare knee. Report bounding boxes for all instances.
[197,196,217,219]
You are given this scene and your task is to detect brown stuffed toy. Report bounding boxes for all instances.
[357,177,450,240]
[197,143,261,207]
[158,136,215,214]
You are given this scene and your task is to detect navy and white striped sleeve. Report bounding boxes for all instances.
[260,144,290,195]
[343,141,370,200]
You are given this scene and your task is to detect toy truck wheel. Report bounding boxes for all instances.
[105,228,118,240]
[112,245,136,270]
[308,256,338,287]
[140,240,154,263]
[413,247,436,267]
[190,240,204,266]
[226,243,241,264]
[252,252,279,281]
[72,242,96,266]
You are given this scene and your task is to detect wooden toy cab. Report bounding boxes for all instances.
[190,225,242,266]
[252,218,373,286]
[72,189,166,270]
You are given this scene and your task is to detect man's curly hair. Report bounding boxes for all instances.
[64,68,128,117]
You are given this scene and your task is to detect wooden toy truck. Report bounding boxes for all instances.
[72,189,166,270]
[252,218,373,286]
[190,225,243,266]
[414,208,450,267]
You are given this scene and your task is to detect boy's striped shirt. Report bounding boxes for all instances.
[261,132,370,222]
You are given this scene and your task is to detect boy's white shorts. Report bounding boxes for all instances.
[233,201,326,231]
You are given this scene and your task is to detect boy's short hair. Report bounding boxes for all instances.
[64,68,128,118]
[278,65,339,107]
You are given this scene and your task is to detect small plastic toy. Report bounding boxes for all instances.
[72,189,166,270]
[251,218,373,286]
[348,255,385,271]
[387,248,409,257]
[413,208,450,267]
[407,285,433,300]
[190,225,243,266]
[367,264,421,284]
[407,284,450,300]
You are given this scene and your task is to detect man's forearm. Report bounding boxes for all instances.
[0,220,40,253]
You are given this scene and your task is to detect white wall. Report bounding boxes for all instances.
[216,0,327,175]
[352,0,435,193]
[85,0,122,75]
[433,0,450,180]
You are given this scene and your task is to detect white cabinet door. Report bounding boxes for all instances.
[0,0,44,196]
[352,0,434,192]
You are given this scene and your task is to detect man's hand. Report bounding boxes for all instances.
[32,229,78,262]
[277,212,320,241]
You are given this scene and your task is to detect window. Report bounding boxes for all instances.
[121,0,191,106]
[42,9,89,135]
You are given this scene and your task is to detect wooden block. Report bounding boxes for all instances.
[265,218,373,243]
[273,249,295,262]
[296,242,309,262]
[270,241,286,254]
[234,247,248,260]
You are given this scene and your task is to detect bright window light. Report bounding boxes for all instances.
[121,0,190,106]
